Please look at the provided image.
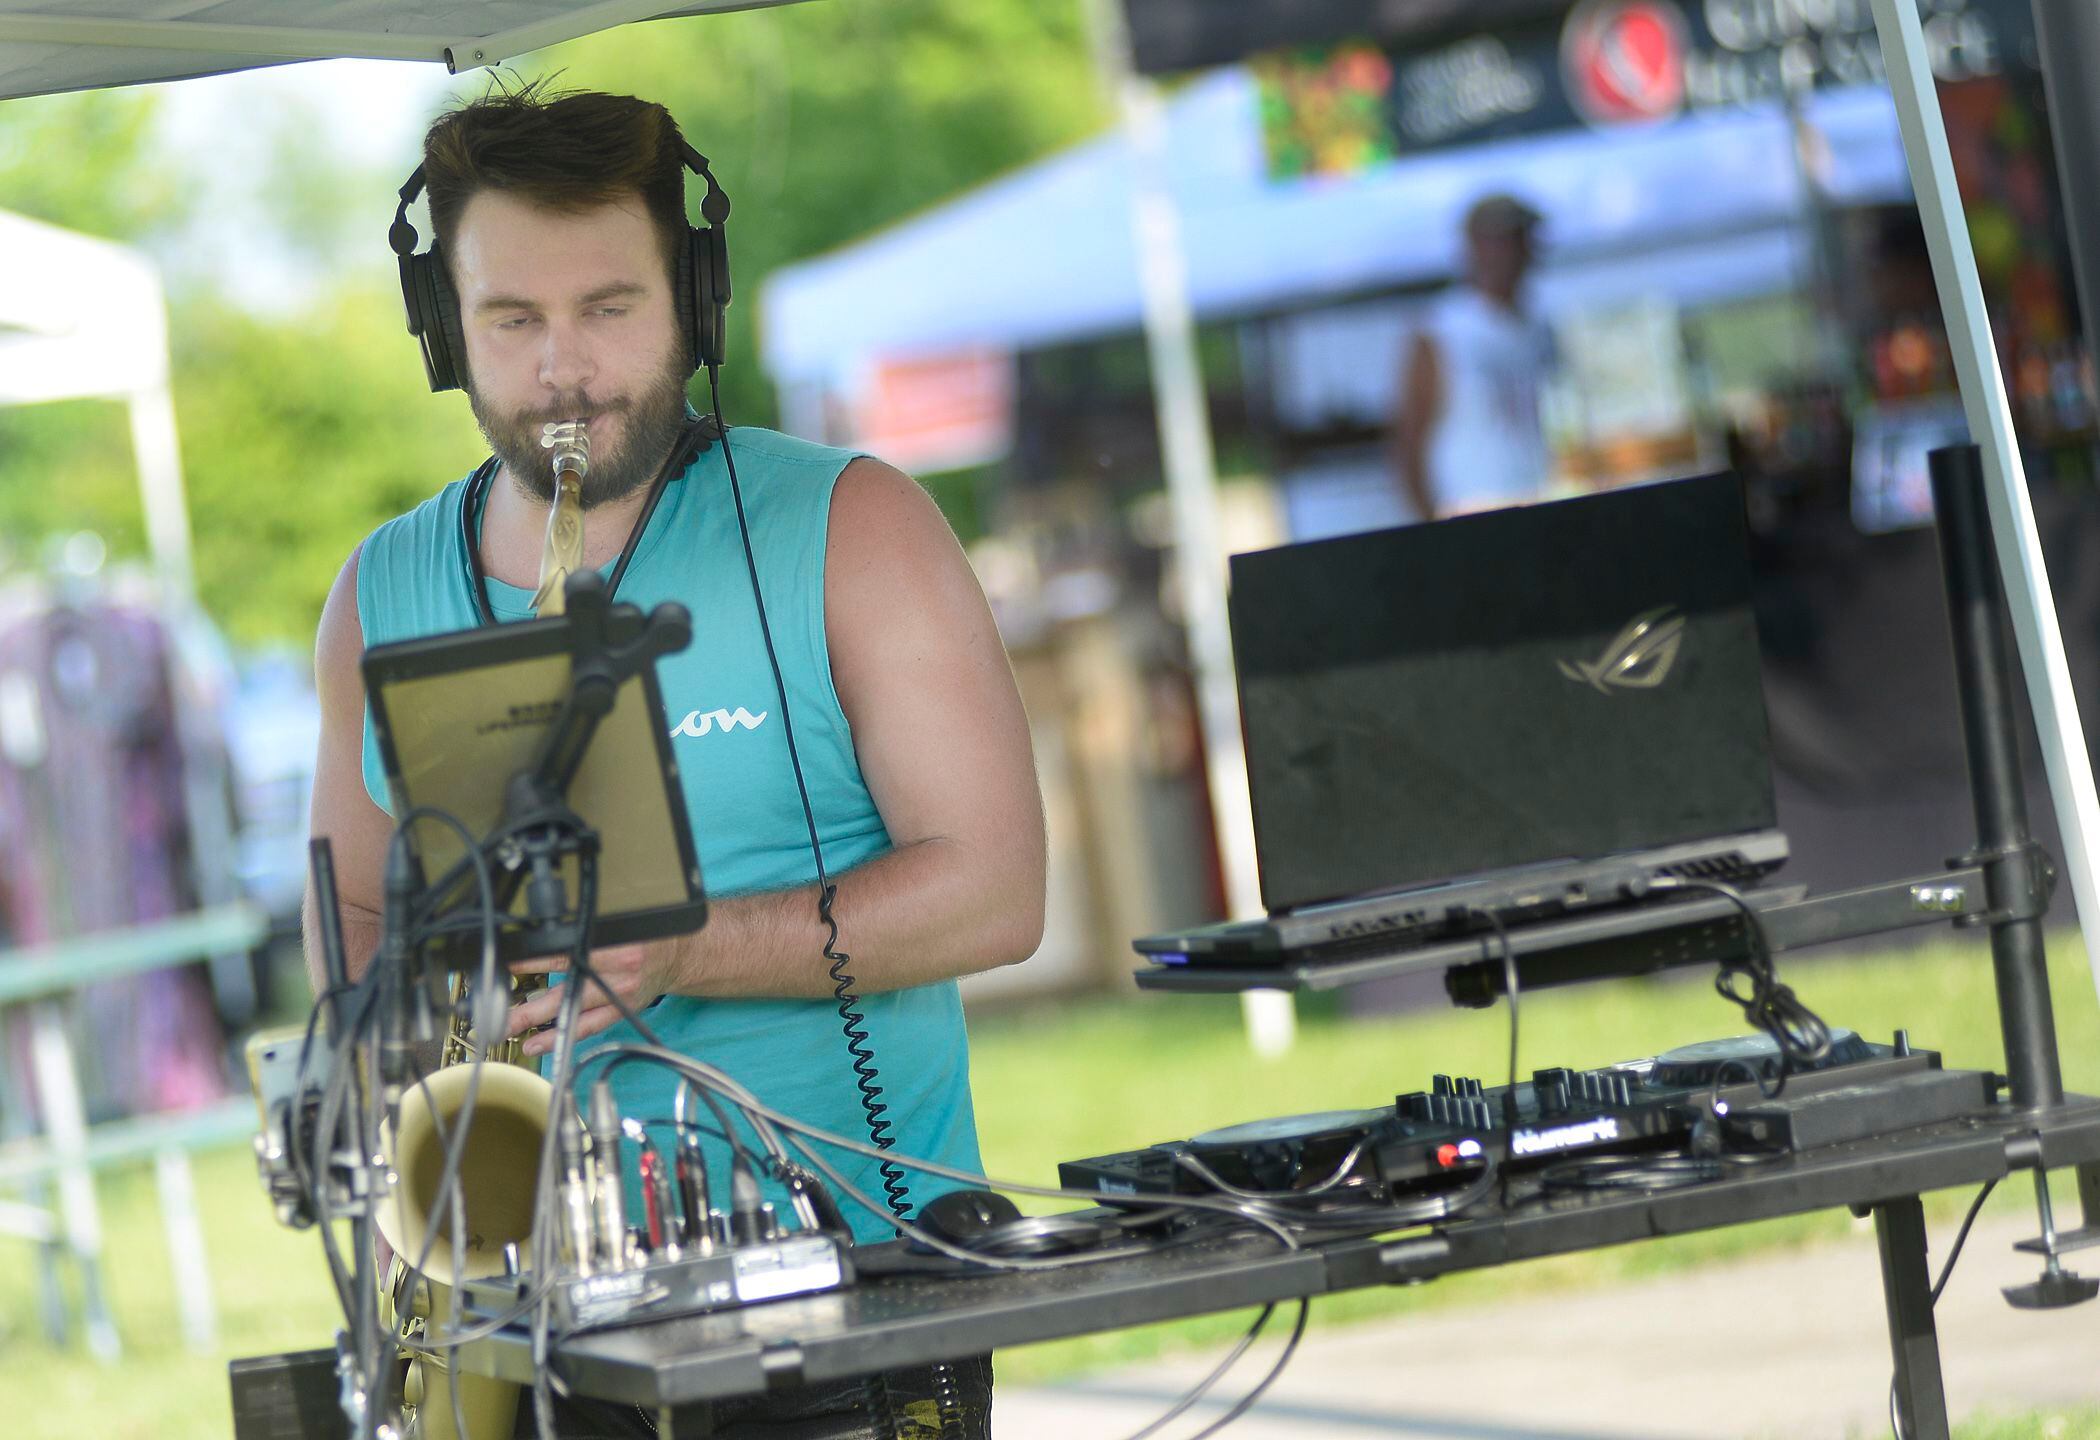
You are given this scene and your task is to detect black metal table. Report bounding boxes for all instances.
[457,1097,2100,1432]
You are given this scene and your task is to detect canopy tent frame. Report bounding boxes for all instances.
[0,209,193,602]
[1867,0,2100,1039]
[0,1,802,99]
[0,0,795,69]
[1080,0,1295,1054]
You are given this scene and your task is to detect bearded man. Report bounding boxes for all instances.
[304,82,1043,1440]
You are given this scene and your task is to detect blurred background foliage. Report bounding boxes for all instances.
[0,0,1106,647]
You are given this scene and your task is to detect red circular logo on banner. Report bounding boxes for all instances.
[1562,0,1690,126]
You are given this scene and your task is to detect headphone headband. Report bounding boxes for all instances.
[681,144,732,226]
[390,145,731,392]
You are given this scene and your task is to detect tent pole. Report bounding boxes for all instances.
[1085,0,1293,1056]
[131,313,244,992]
[1866,0,2100,1025]
[128,384,197,610]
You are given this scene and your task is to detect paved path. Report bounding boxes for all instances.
[994,1217,2100,1438]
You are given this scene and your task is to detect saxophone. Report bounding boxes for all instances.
[373,420,588,1439]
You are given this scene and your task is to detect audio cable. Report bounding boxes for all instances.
[702,360,961,1437]
[1642,875,1832,1077]
[704,361,913,1223]
[570,1042,1505,1267]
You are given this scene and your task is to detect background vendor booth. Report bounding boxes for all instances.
[763,27,2100,970]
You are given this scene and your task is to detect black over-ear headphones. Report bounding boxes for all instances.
[388,141,733,393]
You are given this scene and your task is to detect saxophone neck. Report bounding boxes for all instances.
[534,418,590,617]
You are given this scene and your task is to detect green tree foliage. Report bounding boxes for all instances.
[170,290,488,646]
[1,0,1107,647]
[530,0,1107,427]
[0,88,185,240]
[0,399,149,570]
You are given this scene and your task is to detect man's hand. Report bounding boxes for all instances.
[505,942,671,1056]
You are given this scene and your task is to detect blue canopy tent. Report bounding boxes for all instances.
[762,67,1915,404]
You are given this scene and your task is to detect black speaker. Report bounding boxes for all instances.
[388,141,732,393]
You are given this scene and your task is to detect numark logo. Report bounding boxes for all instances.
[1557,607,1686,694]
[670,707,769,738]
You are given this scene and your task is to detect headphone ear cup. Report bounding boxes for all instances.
[690,225,729,371]
[675,227,702,374]
[424,256,468,394]
[400,250,464,393]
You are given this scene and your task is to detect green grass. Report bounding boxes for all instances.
[4,930,2097,1438]
[976,929,2100,1383]
[1946,1408,2100,1440]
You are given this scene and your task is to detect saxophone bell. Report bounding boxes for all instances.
[373,968,554,1440]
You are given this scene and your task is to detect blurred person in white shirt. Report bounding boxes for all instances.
[1390,194,1558,522]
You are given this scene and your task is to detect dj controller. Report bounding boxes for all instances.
[1059,1030,2000,1201]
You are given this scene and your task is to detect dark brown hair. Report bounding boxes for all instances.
[422,78,689,283]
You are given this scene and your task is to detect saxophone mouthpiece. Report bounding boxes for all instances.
[541,418,590,481]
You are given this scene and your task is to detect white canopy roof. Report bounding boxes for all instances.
[0,206,195,600]
[0,207,165,399]
[0,1,804,102]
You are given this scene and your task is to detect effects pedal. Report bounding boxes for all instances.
[463,1230,852,1333]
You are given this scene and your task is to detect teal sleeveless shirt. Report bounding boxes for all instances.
[356,426,982,1242]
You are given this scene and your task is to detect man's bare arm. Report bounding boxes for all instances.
[1390,331,1443,523]
[689,455,1047,992]
[506,457,1046,1048]
[303,546,396,993]
[659,840,1032,998]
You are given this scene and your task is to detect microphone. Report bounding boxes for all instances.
[532,419,589,616]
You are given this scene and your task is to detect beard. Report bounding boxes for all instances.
[469,348,693,511]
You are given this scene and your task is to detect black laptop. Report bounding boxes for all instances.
[1136,472,1786,965]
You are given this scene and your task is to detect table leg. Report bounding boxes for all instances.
[156,1146,218,1350]
[28,1000,118,1360]
[0,1187,67,1343]
[1877,1195,1950,1439]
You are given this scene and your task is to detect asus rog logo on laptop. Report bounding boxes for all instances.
[1558,607,1686,693]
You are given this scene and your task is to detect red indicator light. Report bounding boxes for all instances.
[1435,1143,1461,1169]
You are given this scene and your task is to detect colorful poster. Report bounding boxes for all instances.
[1254,44,1397,178]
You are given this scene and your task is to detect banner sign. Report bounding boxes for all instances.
[1255,0,2037,176]
[1124,0,1569,77]
[851,349,1016,476]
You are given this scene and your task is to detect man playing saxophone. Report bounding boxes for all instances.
[302,82,1045,1439]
